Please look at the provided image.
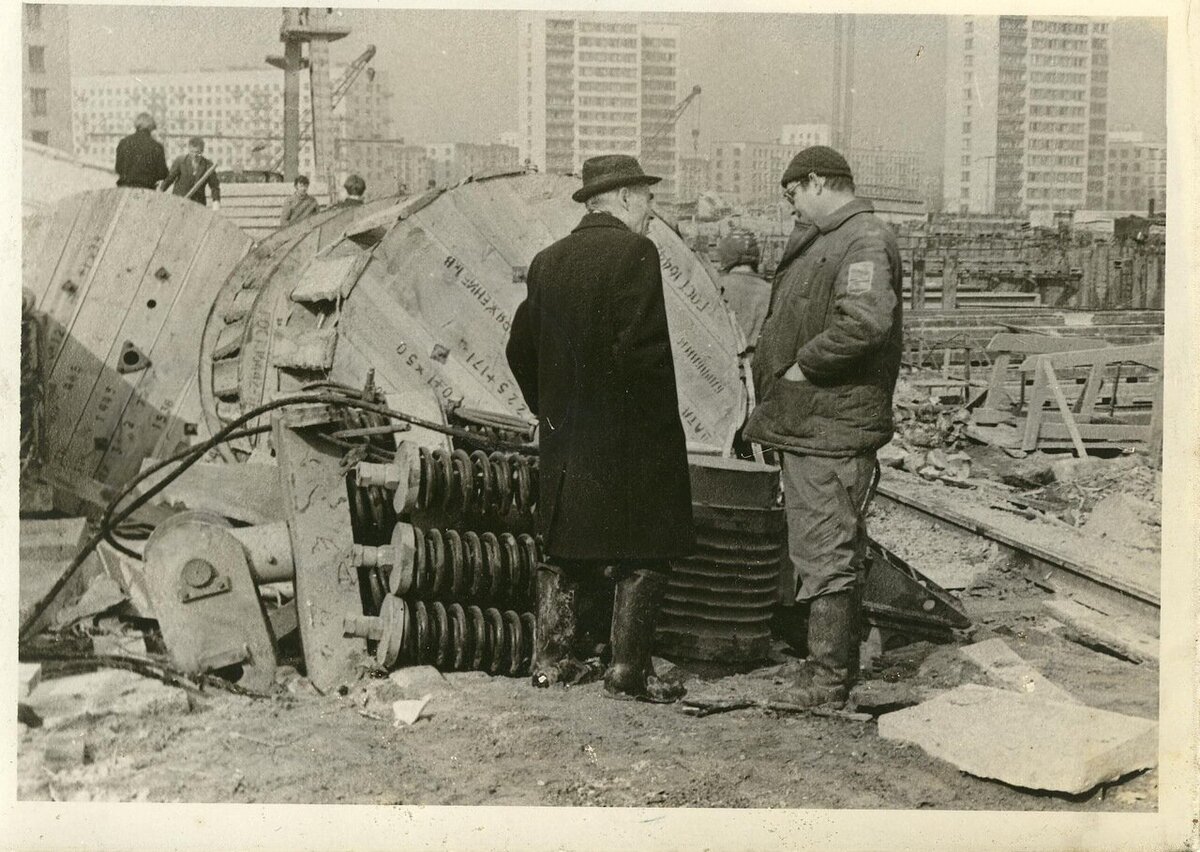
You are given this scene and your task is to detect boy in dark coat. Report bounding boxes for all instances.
[114,113,168,190]
[506,155,694,702]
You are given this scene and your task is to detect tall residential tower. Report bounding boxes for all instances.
[517,12,681,200]
[944,15,1110,215]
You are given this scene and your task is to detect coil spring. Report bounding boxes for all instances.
[405,599,534,676]
[341,406,399,545]
[415,447,538,519]
[403,527,538,607]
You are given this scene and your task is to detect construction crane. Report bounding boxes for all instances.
[269,43,377,174]
[644,85,702,153]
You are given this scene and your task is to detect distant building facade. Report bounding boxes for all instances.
[1105,131,1166,213]
[23,4,74,153]
[424,142,520,188]
[708,140,923,207]
[677,155,712,203]
[73,65,397,195]
[779,123,830,148]
[517,11,682,200]
[943,15,1110,215]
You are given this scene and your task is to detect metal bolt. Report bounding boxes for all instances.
[182,559,216,588]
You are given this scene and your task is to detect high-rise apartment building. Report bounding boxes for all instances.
[944,15,1110,215]
[73,66,396,195]
[517,12,681,200]
[1105,131,1166,213]
[23,4,74,153]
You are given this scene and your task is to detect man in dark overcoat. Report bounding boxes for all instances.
[160,136,221,207]
[506,154,694,702]
[114,113,168,190]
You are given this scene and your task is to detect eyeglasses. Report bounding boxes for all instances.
[782,184,800,203]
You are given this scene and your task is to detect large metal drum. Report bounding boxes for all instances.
[199,172,746,457]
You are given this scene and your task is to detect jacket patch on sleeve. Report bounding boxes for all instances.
[846,261,874,295]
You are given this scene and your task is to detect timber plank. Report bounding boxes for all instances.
[61,196,208,478]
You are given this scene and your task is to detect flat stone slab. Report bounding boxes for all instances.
[26,669,190,728]
[877,684,1157,794]
[958,638,1078,705]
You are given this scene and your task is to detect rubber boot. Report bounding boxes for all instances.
[604,568,685,703]
[785,590,858,709]
[771,602,810,658]
[531,563,593,688]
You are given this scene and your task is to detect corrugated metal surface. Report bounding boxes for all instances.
[657,457,783,663]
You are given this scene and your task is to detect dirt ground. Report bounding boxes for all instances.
[18,501,1159,811]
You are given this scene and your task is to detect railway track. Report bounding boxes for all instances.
[873,481,1160,638]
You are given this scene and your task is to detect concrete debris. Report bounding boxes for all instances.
[52,574,129,629]
[26,670,191,728]
[20,663,43,698]
[44,738,94,769]
[849,680,925,716]
[20,518,105,634]
[388,666,452,695]
[1044,599,1159,664]
[392,694,433,727]
[958,638,1077,705]
[877,684,1157,794]
[20,517,89,561]
[1083,493,1160,551]
[91,633,150,659]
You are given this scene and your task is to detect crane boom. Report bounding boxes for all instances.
[270,44,377,173]
[646,85,702,147]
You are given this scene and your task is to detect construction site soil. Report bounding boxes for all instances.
[18,491,1159,812]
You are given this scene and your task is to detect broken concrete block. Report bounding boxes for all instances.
[850,680,924,716]
[388,666,451,695]
[19,663,42,697]
[958,638,1077,705]
[52,574,129,629]
[27,669,190,727]
[877,684,1157,794]
[20,517,89,560]
[1043,599,1158,664]
[44,738,94,768]
[1084,494,1160,551]
[19,518,106,635]
[391,694,432,727]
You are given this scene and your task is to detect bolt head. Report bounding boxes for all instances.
[182,559,216,588]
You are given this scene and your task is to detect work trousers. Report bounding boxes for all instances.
[778,451,878,604]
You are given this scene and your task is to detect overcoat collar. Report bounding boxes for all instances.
[572,210,631,234]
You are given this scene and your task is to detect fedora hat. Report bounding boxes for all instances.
[572,154,661,203]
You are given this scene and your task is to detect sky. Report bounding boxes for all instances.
[66,6,1168,180]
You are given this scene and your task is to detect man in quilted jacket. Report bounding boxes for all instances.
[744,146,902,708]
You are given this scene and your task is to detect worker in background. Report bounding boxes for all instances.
[279,175,321,227]
[114,113,168,190]
[715,230,770,355]
[339,174,366,206]
[744,146,902,709]
[506,155,693,703]
[160,136,220,208]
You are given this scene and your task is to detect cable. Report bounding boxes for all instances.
[20,388,536,643]
[21,649,271,699]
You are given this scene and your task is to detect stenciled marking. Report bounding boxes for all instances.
[443,255,512,333]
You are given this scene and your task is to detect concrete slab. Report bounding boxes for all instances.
[877,684,1157,794]
[959,638,1078,705]
[26,669,190,727]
